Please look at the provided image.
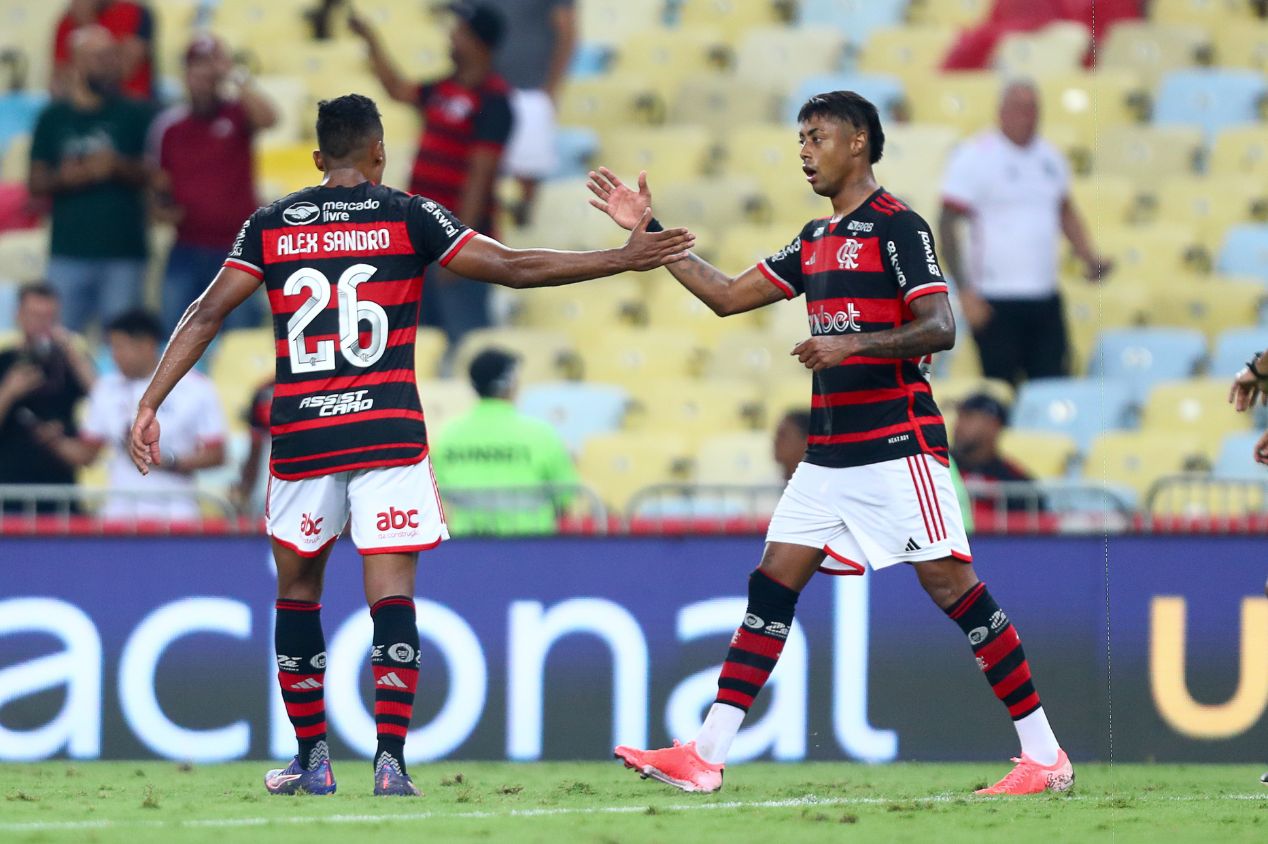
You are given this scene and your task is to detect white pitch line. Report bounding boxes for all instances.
[0,792,1263,834]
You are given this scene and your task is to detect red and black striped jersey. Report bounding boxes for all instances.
[224,182,476,480]
[758,188,951,469]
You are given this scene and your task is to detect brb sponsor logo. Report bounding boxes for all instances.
[299,390,374,417]
[837,238,863,270]
[300,513,324,538]
[377,507,420,534]
[809,302,862,335]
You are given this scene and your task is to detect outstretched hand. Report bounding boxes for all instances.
[1229,365,1268,412]
[619,209,695,271]
[588,167,653,231]
[129,406,162,476]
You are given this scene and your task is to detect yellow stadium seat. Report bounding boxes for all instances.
[210,328,276,433]
[763,375,812,421]
[998,430,1078,480]
[906,73,1001,136]
[929,377,1015,412]
[510,275,644,335]
[993,22,1089,77]
[452,328,578,384]
[1,133,31,184]
[1147,279,1263,340]
[1068,176,1142,230]
[1061,280,1151,374]
[558,75,663,128]
[1099,22,1211,86]
[413,328,447,380]
[733,27,850,85]
[723,125,803,191]
[578,431,693,512]
[642,279,764,345]
[763,294,813,339]
[1152,0,1255,26]
[858,27,960,84]
[1095,223,1208,282]
[0,228,50,285]
[1146,177,1263,251]
[1084,430,1207,503]
[668,76,782,130]
[577,0,666,47]
[575,327,704,383]
[417,378,476,439]
[1093,126,1204,184]
[624,377,761,440]
[677,0,784,41]
[258,144,322,200]
[505,179,627,251]
[253,76,309,150]
[875,123,961,216]
[907,0,991,27]
[759,180,833,229]
[1140,378,1253,458]
[599,126,715,185]
[1212,20,1268,72]
[706,327,806,385]
[612,29,728,96]
[693,431,783,486]
[712,225,800,275]
[258,36,367,80]
[1208,126,1268,178]
[654,176,766,232]
[1036,72,1147,152]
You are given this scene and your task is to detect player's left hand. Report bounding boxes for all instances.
[129,406,162,476]
[792,335,859,371]
[1228,366,1268,412]
[1254,430,1268,465]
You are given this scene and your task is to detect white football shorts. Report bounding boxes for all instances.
[266,457,449,557]
[766,455,971,575]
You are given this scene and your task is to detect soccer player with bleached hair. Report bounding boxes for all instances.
[589,90,1073,796]
[127,93,693,797]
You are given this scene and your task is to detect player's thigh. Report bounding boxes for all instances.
[347,457,449,555]
[765,462,850,589]
[266,471,348,559]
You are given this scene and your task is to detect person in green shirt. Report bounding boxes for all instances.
[431,348,578,535]
[28,25,154,333]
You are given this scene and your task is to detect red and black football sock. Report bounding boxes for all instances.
[371,595,419,773]
[275,599,328,769]
[944,582,1041,720]
[715,569,800,712]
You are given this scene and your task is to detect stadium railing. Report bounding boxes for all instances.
[0,484,244,535]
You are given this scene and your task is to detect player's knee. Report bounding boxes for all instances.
[916,560,977,609]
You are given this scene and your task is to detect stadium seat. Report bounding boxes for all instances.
[723,125,804,191]
[906,73,1002,135]
[1140,378,1253,459]
[652,176,766,233]
[693,431,782,486]
[993,22,1090,77]
[676,0,783,41]
[252,76,308,150]
[1213,430,1266,480]
[452,328,578,384]
[1208,126,1268,178]
[258,144,322,200]
[624,376,761,441]
[1093,126,1204,183]
[711,225,798,273]
[0,92,45,158]
[1068,176,1141,229]
[413,328,447,380]
[930,377,1016,412]
[0,228,49,285]
[1095,223,1208,282]
[874,123,960,213]
[784,73,907,124]
[558,76,663,129]
[518,381,630,452]
[0,132,31,184]
[642,280,765,346]
[998,430,1079,480]
[257,36,366,80]
[577,0,666,48]
[1153,69,1268,139]
[1083,429,1207,506]
[733,27,850,85]
[1013,376,1135,452]
[599,126,715,185]
[1147,279,1263,340]
[504,179,626,251]
[1217,225,1268,284]
[705,327,805,387]
[907,0,992,28]
[797,0,909,46]
[577,430,693,513]
[510,274,643,337]
[1036,72,1147,152]
[1146,177,1262,251]
[1212,20,1268,72]
[417,378,477,439]
[1210,326,1268,377]
[553,127,599,178]
[575,327,703,383]
[1087,328,1208,404]
[669,77,781,130]
[1099,22,1211,87]
[1152,0,1256,26]
[611,29,727,96]
[857,26,961,84]
[209,328,275,433]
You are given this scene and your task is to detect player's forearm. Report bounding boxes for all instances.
[499,247,629,288]
[853,312,956,359]
[138,304,221,411]
[665,254,744,315]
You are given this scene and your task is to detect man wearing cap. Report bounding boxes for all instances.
[430,348,578,535]
[350,3,513,344]
[149,35,278,332]
[951,392,1037,513]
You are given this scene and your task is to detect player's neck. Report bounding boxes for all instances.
[320,167,372,189]
[828,171,880,218]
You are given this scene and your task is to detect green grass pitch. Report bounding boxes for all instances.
[0,761,1262,843]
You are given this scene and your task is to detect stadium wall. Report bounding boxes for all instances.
[1,536,1264,763]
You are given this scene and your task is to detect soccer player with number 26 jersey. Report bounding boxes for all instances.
[128,94,693,796]
[589,91,1073,797]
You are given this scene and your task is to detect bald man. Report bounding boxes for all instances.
[939,81,1111,387]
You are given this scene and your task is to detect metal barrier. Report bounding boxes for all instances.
[1145,474,1268,529]
[0,485,242,534]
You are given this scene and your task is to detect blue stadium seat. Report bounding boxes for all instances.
[785,73,906,123]
[0,92,46,158]
[798,0,909,47]
[1210,326,1268,377]
[552,127,599,179]
[1214,431,1265,480]
[1012,377,1136,451]
[1087,328,1207,404]
[1153,69,1268,139]
[518,381,629,452]
[1218,224,1268,283]
[567,43,612,78]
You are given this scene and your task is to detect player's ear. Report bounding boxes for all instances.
[312,149,325,172]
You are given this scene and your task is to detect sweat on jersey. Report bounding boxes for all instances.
[223,182,476,480]
[757,188,951,469]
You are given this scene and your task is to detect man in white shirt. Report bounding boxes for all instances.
[38,309,225,519]
[939,80,1110,386]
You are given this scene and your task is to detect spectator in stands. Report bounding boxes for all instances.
[349,2,513,345]
[29,26,153,333]
[484,0,576,226]
[431,348,577,535]
[51,0,155,100]
[150,35,277,333]
[951,393,1037,514]
[939,80,1110,387]
[0,283,95,513]
[38,309,225,520]
[772,409,811,484]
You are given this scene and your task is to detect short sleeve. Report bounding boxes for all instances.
[192,380,227,446]
[941,142,983,213]
[224,209,265,278]
[473,94,513,150]
[80,383,111,445]
[886,212,949,305]
[757,228,807,299]
[406,196,476,267]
